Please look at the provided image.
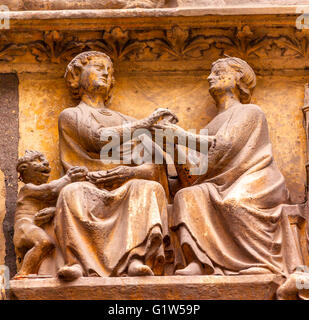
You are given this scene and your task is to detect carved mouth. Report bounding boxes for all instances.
[40,167,51,174]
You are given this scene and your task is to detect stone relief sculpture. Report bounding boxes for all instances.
[12,51,309,300]
[13,150,88,277]
[17,51,177,281]
[149,57,304,283]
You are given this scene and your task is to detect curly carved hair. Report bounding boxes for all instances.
[212,56,256,104]
[65,51,115,105]
[17,150,45,181]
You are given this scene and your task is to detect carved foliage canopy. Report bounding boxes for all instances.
[1,25,309,72]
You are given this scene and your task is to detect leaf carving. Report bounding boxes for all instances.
[29,31,86,63]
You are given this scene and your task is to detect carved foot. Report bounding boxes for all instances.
[175,261,204,276]
[128,259,154,276]
[57,264,83,281]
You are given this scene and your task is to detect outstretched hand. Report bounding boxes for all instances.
[149,121,187,150]
[87,166,135,189]
[148,108,179,126]
[34,207,56,226]
[67,166,89,182]
[86,170,107,184]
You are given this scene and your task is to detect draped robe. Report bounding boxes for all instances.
[52,102,170,277]
[172,103,302,276]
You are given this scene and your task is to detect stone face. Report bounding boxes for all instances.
[9,275,284,300]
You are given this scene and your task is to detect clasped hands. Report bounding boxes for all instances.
[87,108,182,186]
[147,108,187,143]
[34,109,181,226]
[42,108,181,192]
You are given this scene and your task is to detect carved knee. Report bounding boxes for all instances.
[36,238,55,252]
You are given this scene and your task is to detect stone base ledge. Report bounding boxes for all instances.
[9,274,284,300]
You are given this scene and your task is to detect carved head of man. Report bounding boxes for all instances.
[17,150,51,185]
[207,56,256,104]
[65,51,115,105]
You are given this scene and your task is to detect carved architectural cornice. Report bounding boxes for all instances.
[0,7,307,73]
[1,23,309,74]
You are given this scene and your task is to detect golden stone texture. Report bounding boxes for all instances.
[18,74,73,181]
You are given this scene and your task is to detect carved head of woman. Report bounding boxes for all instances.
[65,51,115,105]
[207,57,256,104]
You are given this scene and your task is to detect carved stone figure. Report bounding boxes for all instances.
[53,51,177,281]
[13,150,88,277]
[150,57,303,278]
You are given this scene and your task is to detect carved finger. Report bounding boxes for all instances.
[104,170,122,178]
[67,166,79,173]
[70,167,86,174]
[37,208,51,215]
[93,177,117,184]
[34,214,53,226]
[71,173,87,180]
[88,171,107,179]
[152,124,165,130]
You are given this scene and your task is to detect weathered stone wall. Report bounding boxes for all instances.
[0,75,19,277]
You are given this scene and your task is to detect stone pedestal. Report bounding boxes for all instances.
[9,275,284,300]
